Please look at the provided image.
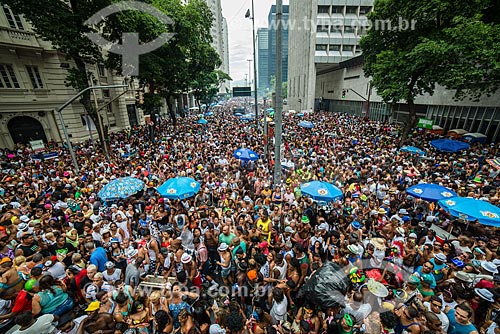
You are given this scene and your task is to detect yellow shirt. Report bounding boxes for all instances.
[256,218,271,241]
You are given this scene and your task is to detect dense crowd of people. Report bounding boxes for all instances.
[0,104,499,334]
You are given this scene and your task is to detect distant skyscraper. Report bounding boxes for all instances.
[267,5,289,89]
[185,0,229,94]
[257,28,269,95]
[221,17,230,93]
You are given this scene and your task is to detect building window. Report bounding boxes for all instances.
[98,64,106,77]
[329,45,341,51]
[317,25,329,33]
[0,64,20,88]
[26,65,44,89]
[332,6,344,14]
[346,6,358,14]
[316,44,327,51]
[343,45,354,52]
[344,26,355,33]
[358,26,369,36]
[2,4,24,30]
[331,26,342,33]
[103,89,110,98]
[359,6,372,15]
[317,5,330,14]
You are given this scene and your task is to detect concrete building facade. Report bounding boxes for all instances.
[257,28,269,96]
[0,3,141,149]
[201,0,230,96]
[288,0,372,112]
[316,56,500,141]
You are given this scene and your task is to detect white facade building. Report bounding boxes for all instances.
[288,0,372,112]
[0,3,141,149]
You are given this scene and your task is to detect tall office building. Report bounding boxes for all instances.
[287,0,500,141]
[267,5,289,91]
[221,17,230,94]
[184,0,229,95]
[257,28,269,96]
[287,0,372,111]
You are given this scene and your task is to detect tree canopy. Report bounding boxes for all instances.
[360,0,500,143]
[5,0,228,134]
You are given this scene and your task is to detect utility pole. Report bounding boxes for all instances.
[55,83,128,174]
[91,81,110,161]
[273,0,283,185]
[263,97,268,157]
[250,0,259,130]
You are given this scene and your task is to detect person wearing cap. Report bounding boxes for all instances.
[217,243,231,286]
[0,257,24,293]
[103,261,122,284]
[475,262,498,289]
[430,253,450,284]
[77,301,116,334]
[181,253,202,288]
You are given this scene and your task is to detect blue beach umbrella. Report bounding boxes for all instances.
[300,181,343,201]
[98,177,145,201]
[438,197,500,226]
[297,113,304,117]
[430,139,470,153]
[206,111,214,116]
[157,177,201,200]
[407,184,457,202]
[233,148,259,161]
[400,146,426,156]
[198,118,208,125]
[298,120,315,128]
[234,113,243,116]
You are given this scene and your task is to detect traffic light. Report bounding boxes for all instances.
[342,89,347,99]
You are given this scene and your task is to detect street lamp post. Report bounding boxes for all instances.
[273,0,283,185]
[245,1,259,131]
[55,83,128,174]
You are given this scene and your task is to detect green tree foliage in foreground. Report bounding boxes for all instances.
[360,0,500,144]
[5,0,228,138]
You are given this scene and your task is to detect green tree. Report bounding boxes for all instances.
[4,0,114,154]
[361,0,500,144]
[191,69,231,110]
[105,0,219,126]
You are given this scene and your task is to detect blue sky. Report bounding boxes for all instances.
[221,0,289,84]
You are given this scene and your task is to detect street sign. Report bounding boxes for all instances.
[29,140,45,153]
[232,87,251,97]
[417,118,434,129]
